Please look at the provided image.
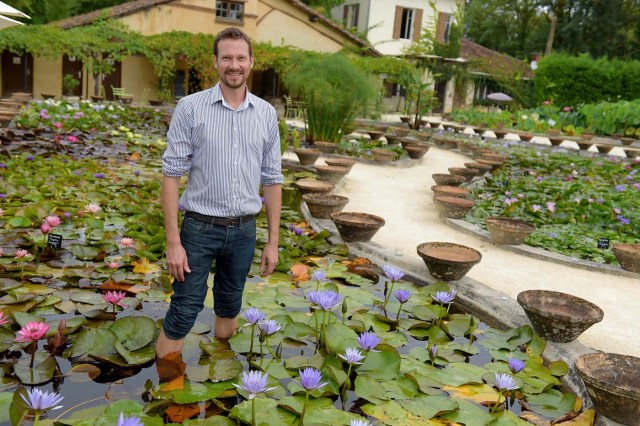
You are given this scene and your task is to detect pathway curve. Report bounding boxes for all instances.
[288,146,640,358]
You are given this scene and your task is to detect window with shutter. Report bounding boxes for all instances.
[216,1,244,22]
[394,8,415,40]
[436,12,452,43]
[343,4,360,29]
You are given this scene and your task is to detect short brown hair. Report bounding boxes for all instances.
[214,27,253,58]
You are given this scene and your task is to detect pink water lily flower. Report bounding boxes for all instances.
[119,237,135,248]
[16,321,49,343]
[107,261,119,269]
[44,215,62,227]
[84,203,101,214]
[40,222,51,234]
[103,291,127,307]
[15,249,29,258]
[0,311,10,326]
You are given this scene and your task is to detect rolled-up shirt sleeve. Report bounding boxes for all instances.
[162,99,193,177]
[261,108,284,185]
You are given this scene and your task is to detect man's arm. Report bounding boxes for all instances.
[162,175,190,281]
[260,183,282,276]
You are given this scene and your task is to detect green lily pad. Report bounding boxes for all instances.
[357,344,400,381]
[155,380,236,404]
[229,397,297,425]
[525,389,577,419]
[14,352,57,385]
[109,316,156,351]
[0,278,23,292]
[324,322,358,354]
[70,291,107,305]
[114,341,156,365]
[284,352,325,370]
[209,358,243,383]
[440,398,494,426]
[399,394,458,419]
[69,328,118,360]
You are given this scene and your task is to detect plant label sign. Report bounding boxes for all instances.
[597,238,610,250]
[47,233,63,250]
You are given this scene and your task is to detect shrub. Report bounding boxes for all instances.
[285,53,376,142]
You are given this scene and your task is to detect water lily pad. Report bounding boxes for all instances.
[0,278,22,292]
[440,398,493,426]
[209,358,243,383]
[14,352,57,385]
[361,400,432,425]
[69,328,118,360]
[68,244,101,260]
[399,394,458,419]
[229,397,296,425]
[357,344,400,381]
[524,389,576,419]
[155,380,236,404]
[114,341,156,365]
[490,410,533,425]
[324,323,358,354]
[279,395,357,424]
[109,316,156,351]
[284,352,325,370]
[70,291,107,305]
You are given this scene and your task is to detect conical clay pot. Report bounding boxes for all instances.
[517,290,603,343]
[464,162,492,174]
[485,217,536,245]
[315,165,349,184]
[294,179,334,195]
[367,130,384,141]
[371,148,395,163]
[434,195,475,219]
[431,185,470,199]
[405,145,429,159]
[312,141,338,154]
[331,212,385,242]
[476,158,504,171]
[432,173,466,187]
[448,167,477,182]
[416,242,482,281]
[575,353,640,425]
[294,148,322,166]
[325,157,356,171]
[612,243,640,273]
[303,193,349,219]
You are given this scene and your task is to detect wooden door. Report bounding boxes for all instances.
[101,59,122,100]
[62,54,83,97]
[1,50,33,98]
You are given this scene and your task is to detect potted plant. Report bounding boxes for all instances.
[62,74,80,97]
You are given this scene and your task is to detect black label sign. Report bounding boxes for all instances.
[47,233,63,249]
[597,238,610,250]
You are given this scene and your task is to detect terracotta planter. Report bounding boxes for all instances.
[548,136,564,146]
[399,116,411,124]
[464,162,492,174]
[400,138,421,149]
[384,134,403,146]
[575,353,640,425]
[312,141,338,154]
[518,132,535,142]
[434,195,475,219]
[393,128,411,137]
[595,144,614,154]
[457,140,472,154]
[416,242,482,281]
[294,178,334,195]
[546,129,561,136]
[444,138,458,150]
[517,290,603,343]
[294,148,322,166]
[405,145,429,159]
[476,158,504,171]
[612,243,640,273]
[581,132,595,141]
[303,193,349,219]
[493,129,508,139]
[367,130,384,141]
[432,135,448,147]
[325,157,356,171]
[331,212,385,242]
[448,167,478,182]
[431,185,470,199]
[473,127,485,136]
[620,136,636,146]
[427,120,441,129]
[315,165,349,184]
[481,152,508,162]
[432,173,466,187]
[485,217,536,245]
[371,148,395,163]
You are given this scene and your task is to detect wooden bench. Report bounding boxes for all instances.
[111,87,134,103]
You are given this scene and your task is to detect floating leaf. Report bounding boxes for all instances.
[109,316,156,351]
[399,394,458,419]
[132,257,161,274]
[229,398,296,425]
[357,344,401,381]
[524,389,577,419]
[155,380,236,404]
[14,353,57,385]
[114,341,156,366]
[209,358,243,383]
[440,398,493,426]
[69,328,118,360]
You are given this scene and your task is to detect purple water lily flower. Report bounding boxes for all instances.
[508,358,526,374]
[314,291,342,311]
[94,173,105,179]
[242,307,265,325]
[432,290,457,304]
[394,289,411,303]
[617,215,631,225]
[338,347,365,365]
[546,201,556,212]
[531,204,542,212]
[351,420,371,426]
[117,413,143,426]
[21,388,64,413]
[382,265,404,281]
[494,373,520,391]
[298,367,328,391]
[233,370,276,399]
[357,331,380,351]
[305,290,320,305]
[257,319,281,336]
[429,344,438,360]
[615,184,626,192]
[312,269,328,283]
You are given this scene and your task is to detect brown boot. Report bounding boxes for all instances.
[156,351,186,390]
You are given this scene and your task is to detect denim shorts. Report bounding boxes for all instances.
[162,215,257,340]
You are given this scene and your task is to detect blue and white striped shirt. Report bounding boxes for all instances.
[162,83,283,217]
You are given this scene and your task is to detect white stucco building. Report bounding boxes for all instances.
[331,0,460,56]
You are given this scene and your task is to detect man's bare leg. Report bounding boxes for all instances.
[156,329,185,357]
[215,316,238,343]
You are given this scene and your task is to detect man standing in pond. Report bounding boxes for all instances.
[158,27,283,378]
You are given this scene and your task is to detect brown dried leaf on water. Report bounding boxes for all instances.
[553,409,595,426]
[164,401,210,423]
[290,263,310,284]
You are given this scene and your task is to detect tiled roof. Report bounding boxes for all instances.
[52,0,379,55]
[460,38,533,79]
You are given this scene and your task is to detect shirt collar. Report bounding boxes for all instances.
[210,83,255,110]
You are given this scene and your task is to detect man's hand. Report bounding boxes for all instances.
[166,241,190,282]
[260,241,279,276]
